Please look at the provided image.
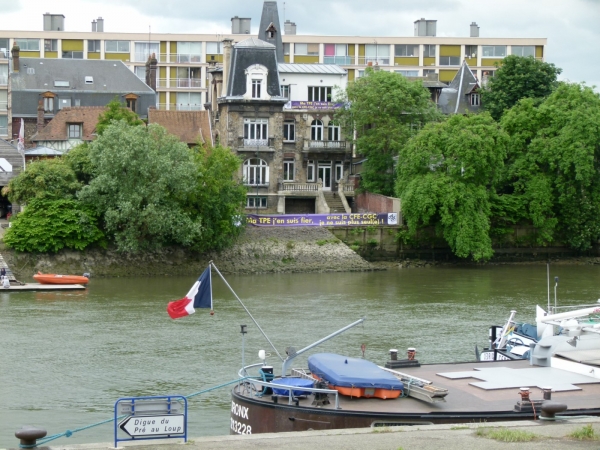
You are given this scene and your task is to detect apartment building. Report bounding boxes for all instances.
[0,11,547,140]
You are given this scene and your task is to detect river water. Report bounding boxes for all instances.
[1,264,599,447]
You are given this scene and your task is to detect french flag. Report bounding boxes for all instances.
[167,266,213,319]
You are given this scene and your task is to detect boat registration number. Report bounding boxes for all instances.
[230,418,252,435]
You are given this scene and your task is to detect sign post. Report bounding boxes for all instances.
[114,396,187,448]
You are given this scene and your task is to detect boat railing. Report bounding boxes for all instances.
[238,363,341,409]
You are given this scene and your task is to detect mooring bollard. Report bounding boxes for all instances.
[15,426,47,448]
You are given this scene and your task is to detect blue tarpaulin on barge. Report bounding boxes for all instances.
[308,353,404,390]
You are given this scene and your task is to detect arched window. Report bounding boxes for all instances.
[243,158,269,186]
[311,119,323,141]
[328,121,340,141]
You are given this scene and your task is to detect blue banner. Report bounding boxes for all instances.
[247,213,398,227]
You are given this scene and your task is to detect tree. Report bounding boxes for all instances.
[63,143,94,184]
[336,69,441,196]
[2,157,81,205]
[185,145,247,252]
[3,198,105,253]
[78,121,201,253]
[95,98,144,136]
[500,83,600,250]
[481,55,562,121]
[396,113,509,261]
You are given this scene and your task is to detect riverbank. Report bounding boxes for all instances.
[1,227,375,279]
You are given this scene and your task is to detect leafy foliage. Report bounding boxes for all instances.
[3,198,105,253]
[480,55,561,121]
[500,83,600,250]
[2,157,81,204]
[396,113,509,261]
[336,68,442,196]
[95,98,144,136]
[186,145,247,252]
[79,121,202,253]
[63,143,94,184]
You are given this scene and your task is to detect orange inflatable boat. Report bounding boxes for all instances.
[33,272,89,285]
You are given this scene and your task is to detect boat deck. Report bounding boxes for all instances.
[3,283,87,291]
[235,359,600,416]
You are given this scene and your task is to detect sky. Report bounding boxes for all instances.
[0,0,598,87]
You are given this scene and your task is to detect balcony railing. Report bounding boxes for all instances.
[0,76,7,86]
[157,78,203,89]
[357,56,391,66]
[238,137,275,148]
[323,56,353,65]
[157,53,203,63]
[0,101,7,111]
[278,182,318,192]
[307,140,346,149]
[155,103,203,111]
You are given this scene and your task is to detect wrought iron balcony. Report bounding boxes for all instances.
[238,137,275,149]
[304,140,347,151]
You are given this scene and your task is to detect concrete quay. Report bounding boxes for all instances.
[10,418,600,450]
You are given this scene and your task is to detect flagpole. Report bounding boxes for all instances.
[210,262,284,362]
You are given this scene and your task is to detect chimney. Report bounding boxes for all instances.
[11,44,20,73]
[470,22,480,37]
[284,20,296,35]
[92,20,97,32]
[145,53,158,92]
[231,16,251,34]
[37,100,45,133]
[43,13,65,31]
[414,18,437,37]
[222,38,234,96]
[96,17,104,32]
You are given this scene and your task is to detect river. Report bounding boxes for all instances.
[1,264,599,447]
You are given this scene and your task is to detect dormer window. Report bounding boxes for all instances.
[252,80,262,99]
[244,64,269,101]
[68,123,82,139]
[42,92,56,113]
[266,22,277,39]
[124,93,139,112]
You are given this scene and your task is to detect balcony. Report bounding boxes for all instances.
[157,78,203,89]
[357,56,391,66]
[157,53,203,63]
[237,137,275,150]
[155,103,203,111]
[324,56,353,65]
[304,140,347,150]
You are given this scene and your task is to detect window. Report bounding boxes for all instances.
[243,158,269,185]
[244,118,268,145]
[62,51,83,59]
[15,39,40,51]
[0,116,7,135]
[395,44,418,57]
[365,44,390,65]
[335,162,344,182]
[283,120,295,142]
[470,93,480,106]
[294,43,319,56]
[512,46,535,57]
[0,90,6,111]
[357,70,365,78]
[58,98,71,109]
[134,42,159,62]
[423,69,436,76]
[68,123,82,138]
[74,99,81,106]
[88,40,101,52]
[54,80,69,88]
[328,122,340,141]
[283,158,295,181]
[307,160,315,182]
[423,44,436,57]
[311,120,324,140]
[126,98,137,112]
[43,96,54,112]
[283,43,290,56]
[176,92,202,110]
[44,39,57,52]
[0,65,7,85]
[252,79,262,99]
[134,66,146,80]
[0,38,9,59]
[206,42,223,54]
[324,44,351,64]
[465,45,478,59]
[482,46,506,57]
[176,67,201,87]
[105,40,130,53]
[395,70,419,77]
[176,41,201,63]
[280,85,290,99]
[308,86,332,102]
[439,56,460,66]
[247,196,267,208]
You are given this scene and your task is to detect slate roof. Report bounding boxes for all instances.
[438,61,481,115]
[278,63,347,75]
[148,109,212,146]
[226,39,282,98]
[258,1,284,61]
[31,107,106,142]
[0,138,24,186]
[12,58,154,93]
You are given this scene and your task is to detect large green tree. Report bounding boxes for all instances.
[2,157,81,205]
[500,83,600,250]
[95,98,144,136]
[481,55,561,121]
[336,69,441,196]
[396,113,509,261]
[78,121,202,253]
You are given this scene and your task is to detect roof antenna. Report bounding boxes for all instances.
[284,2,286,22]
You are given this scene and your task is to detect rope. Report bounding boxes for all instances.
[401,379,414,398]
[19,377,247,448]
